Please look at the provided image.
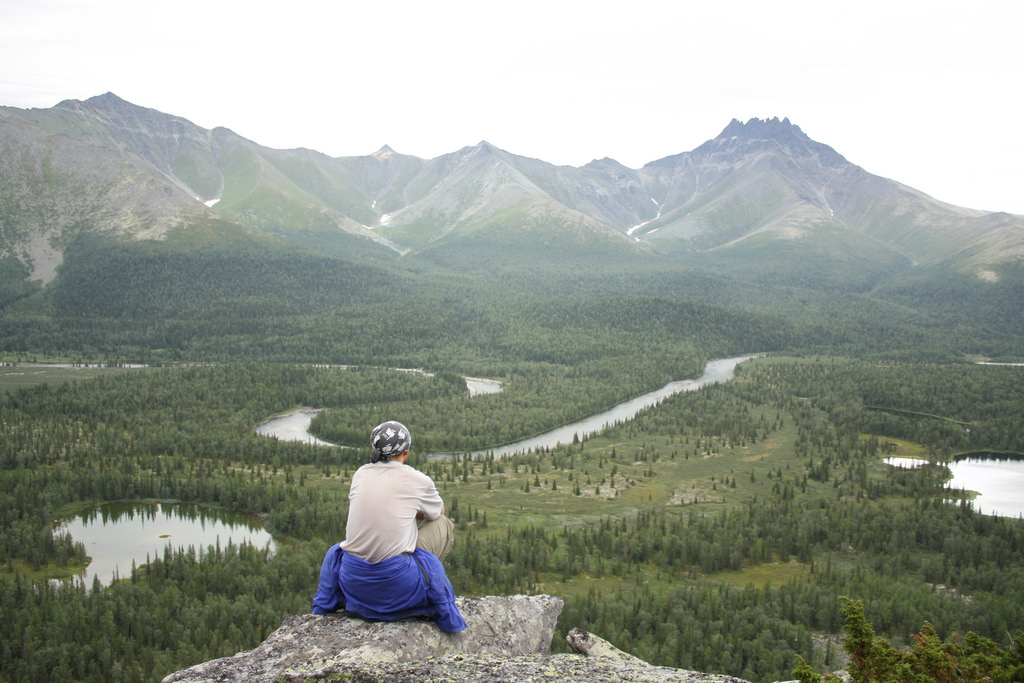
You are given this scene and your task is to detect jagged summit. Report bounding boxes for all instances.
[684,114,851,167]
[717,116,805,141]
[719,117,827,157]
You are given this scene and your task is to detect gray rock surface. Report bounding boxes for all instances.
[162,594,750,683]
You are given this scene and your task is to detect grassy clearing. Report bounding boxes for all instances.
[0,365,133,393]
[1,557,90,582]
[870,435,930,459]
[711,559,810,588]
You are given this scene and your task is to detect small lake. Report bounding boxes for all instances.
[885,455,1024,518]
[465,376,502,396]
[55,502,276,587]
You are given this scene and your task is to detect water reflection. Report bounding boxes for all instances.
[946,455,1024,518]
[55,502,275,587]
[885,455,1024,518]
[465,376,502,396]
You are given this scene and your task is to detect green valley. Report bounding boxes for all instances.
[1,95,1023,682]
[1,356,1021,682]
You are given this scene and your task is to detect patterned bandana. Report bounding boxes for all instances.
[370,421,411,463]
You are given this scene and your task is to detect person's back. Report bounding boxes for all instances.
[341,458,444,562]
[311,421,466,632]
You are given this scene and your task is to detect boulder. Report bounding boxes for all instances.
[162,594,750,683]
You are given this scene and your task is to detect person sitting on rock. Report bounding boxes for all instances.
[311,420,467,632]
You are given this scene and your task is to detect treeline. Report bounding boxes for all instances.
[874,264,1024,339]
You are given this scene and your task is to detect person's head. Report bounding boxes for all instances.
[370,420,411,463]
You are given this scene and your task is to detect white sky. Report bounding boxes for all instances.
[2,0,1022,214]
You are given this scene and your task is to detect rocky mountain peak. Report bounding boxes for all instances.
[84,91,134,109]
[53,91,124,112]
[54,92,210,149]
[372,144,399,159]
[57,92,167,126]
[717,116,804,141]
[471,140,504,158]
[689,115,846,169]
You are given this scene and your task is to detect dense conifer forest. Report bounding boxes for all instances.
[1,356,1021,682]
[0,234,1022,682]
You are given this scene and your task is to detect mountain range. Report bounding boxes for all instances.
[2,92,1021,288]
[1,93,1022,364]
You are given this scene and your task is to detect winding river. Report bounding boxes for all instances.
[255,408,336,446]
[256,355,759,457]
[257,356,1022,517]
[473,355,758,457]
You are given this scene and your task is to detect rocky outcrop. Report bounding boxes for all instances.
[162,594,750,683]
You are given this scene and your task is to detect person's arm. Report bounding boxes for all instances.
[416,503,445,521]
[412,469,445,521]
